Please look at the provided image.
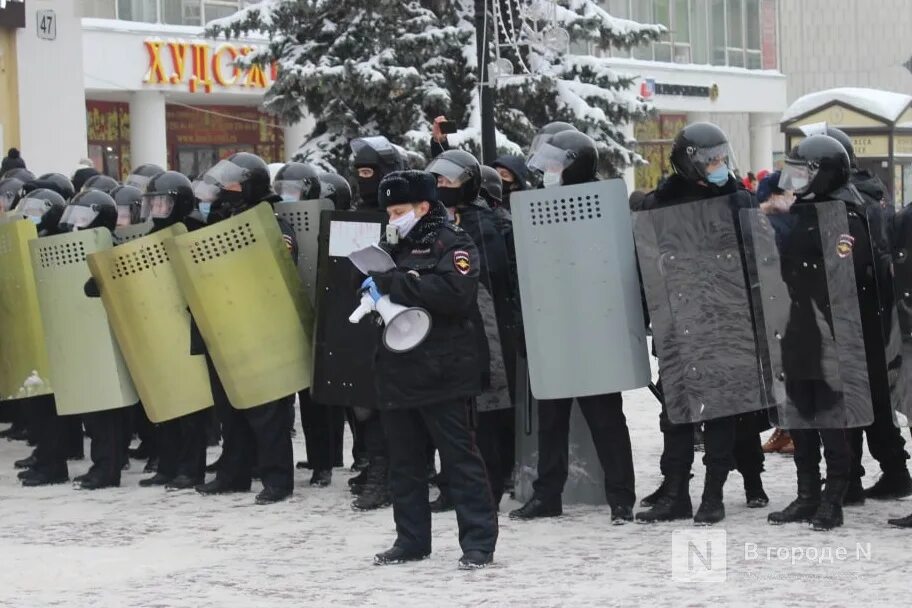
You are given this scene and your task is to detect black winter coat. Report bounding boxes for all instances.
[371,203,482,408]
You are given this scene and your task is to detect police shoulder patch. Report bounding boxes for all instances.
[282,234,295,253]
[836,233,855,258]
[454,250,471,275]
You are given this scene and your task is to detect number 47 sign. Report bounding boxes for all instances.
[36,8,56,41]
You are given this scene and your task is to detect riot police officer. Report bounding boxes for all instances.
[124,163,165,192]
[81,174,120,195]
[23,173,76,201]
[767,134,879,530]
[110,185,144,228]
[426,149,516,511]
[135,171,212,491]
[318,172,353,211]
[274,161,321,202]
[635,123,766,524]
[365,170,497,569]
[509,131,637,523]
[192,152,298,505]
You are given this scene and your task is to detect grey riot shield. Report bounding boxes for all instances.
[312,210,385,408]
[740,202,873,429]
[634,193,765,424]
[884,206,912,425]
[511,179,650,400]
[275,199,334,306]
[513,358,605,505]
[113,221,153,245]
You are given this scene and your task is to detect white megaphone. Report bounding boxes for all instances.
[349,292,432,353]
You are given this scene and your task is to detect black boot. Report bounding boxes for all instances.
[351,456,369,472]
[458,550,493,570]
[309,469,332,487]
[348,467,369,492]
[636,474,692,523]
[204,456,221,474]
[255,486,292,505]
[743,472,769,508]
[195,477,251,495]
[77,475,120,490]
[138,473,173,487]
[812,476,847,531]
[769,473,821,525]
[693,468,728,525]
[509,495,562,519]
[374,546,430,565]
[610,505,634,525]
[430,488,455,513]
[14,452,37,470]
[887,512,912,528]
[843,476,866,506]
[143,457,158,474]
[21,467,68,487]
[639,479,668,508]
[166,475,202,491]
[352,458,391,511]
[864,469,912,500]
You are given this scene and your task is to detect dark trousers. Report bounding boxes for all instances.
[83,406,133,482]
[793,428,853,480]
[210,364,294,491]
[362,412,388,463]
[849,392,909,479]
[381,399,498,555]
[659,402,757,477]
[133,402,158,457]
[347,408,367,464]
[734,416,765,478]
[533,392,636,508]
[299,390,345,471]
[31,395,67,475]
[475,408,515,505]
[157,408,210,480]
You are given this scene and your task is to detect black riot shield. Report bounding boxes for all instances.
[741,201,873,429]
[312,210,385,408]
[633,193,766,424]
[888,205,912,426]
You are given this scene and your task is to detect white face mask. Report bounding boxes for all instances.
[543,171,562,188]
[390,209,420,238]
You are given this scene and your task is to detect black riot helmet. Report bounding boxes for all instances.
[351,136,405,208]
[670,122,734,184]
[192,152,272,208]
[125,163,165,192]
[480,165,503,206]
[318,172,353,211]
[779,134,851,199]
[529,121,578,156]
[0,177,26,212]
[33,173,76,200]
[142,171,196,228]
[825,127,857,168]
[426,149,482,207]
[274,162,321,202]
[14,188,67,235]
[110,185,144,227]
[82,174,120,194]
[528,130,598,186]
[2,167,35,182]
[58,190,118,232]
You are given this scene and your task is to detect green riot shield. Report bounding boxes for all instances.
[164,203,313,409]
[29,229,138,415]
[0,220,53,400]
[275,199,334,306]
[87,225,213,423]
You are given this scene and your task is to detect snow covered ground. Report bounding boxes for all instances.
[0,385,909,608]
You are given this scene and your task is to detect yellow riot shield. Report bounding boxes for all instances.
[87,224,213,423]
[0,220,53,400]
[164,203,313,409]
[29,228,138,415]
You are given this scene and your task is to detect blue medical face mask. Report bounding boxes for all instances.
[198,202,211,221]
[707,164,729,186]
[27,215,42,225]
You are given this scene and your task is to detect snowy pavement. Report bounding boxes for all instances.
[0,386,910,608]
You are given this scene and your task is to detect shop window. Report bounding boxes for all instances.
[161,0,201,25]
[204,1,240,22]
[672,0,691,63]
[690,0,708,64]
[652,0,672,62]
[709,0,726,65]
[82,0,117,18]
[631,1,654,60]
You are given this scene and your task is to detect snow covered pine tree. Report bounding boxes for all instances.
[207,0,663,177]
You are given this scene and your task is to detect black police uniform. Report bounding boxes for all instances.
[370,199,497,560]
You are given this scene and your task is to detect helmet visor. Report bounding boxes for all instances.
[0,189,17,212]
[779,162,814,195]
[59,205,99,230]
[192,179,220,203]
[116,205,134,227]
[141,194,175,221]
[274,180,305,202]
[125,173,152,191]
[201,159,248,190]
[527,142,574,174]
[690,142,733,171]
[426,158,472,187]
[18,198,51,223]
[351,136,395,157]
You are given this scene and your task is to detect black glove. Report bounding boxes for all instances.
[84,277,101,298]
[369,269,399,294]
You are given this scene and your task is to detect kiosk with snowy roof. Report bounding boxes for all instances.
[780,87,912,206]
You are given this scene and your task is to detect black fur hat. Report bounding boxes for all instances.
[378,170,437,208]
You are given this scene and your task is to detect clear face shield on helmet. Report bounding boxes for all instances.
[274,179,313,202]
[426,157,472,189]
[0,189,18,212]
[125,173,152,191]
[141,194,176,222]
[527,142,575,187]
[778,161,814,195]
[688,142,734,180]
[17,198,52,225]
[191,159,249,202]
[59,205,100,231]
[116,204,135,227]
[350,136,400,168]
